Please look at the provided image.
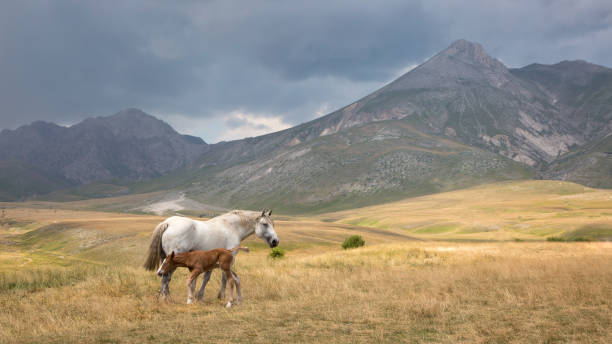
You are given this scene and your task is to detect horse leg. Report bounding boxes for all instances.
[159,252,168,296]
[231,269,242,305]
[160,267,176,297]
[217,271,227,299]
[196,270,212,301]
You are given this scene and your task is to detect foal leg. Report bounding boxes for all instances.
[186,270,201,304]
[196,270,212,301]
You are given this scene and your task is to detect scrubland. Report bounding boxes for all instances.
[1,181,611,343]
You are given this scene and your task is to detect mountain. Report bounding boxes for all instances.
[1,40,610,209]
[0,109,208,187]
[159,40,609,212]
[317,40,611,167]
[193,40,611,169]
[177,119,532,213]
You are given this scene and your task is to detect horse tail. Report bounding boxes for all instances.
[230,246,250,253]
[143,222,169,271]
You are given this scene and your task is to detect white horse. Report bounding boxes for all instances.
[144,209,278,303]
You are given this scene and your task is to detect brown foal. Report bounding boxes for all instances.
[157,247,249,307]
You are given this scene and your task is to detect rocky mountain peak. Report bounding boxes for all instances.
[109,108,157,121]
[437,39,507,71]
[74,108,180,140]
[446,39,487,57]
[377,39,511,94]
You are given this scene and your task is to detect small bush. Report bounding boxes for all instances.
[547,236,565,242]
[269,247,285,259]
[570,237,591,242]
[342,235,365,249]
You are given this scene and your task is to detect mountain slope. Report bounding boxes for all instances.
[196,40,611,171]
[176,119,532,213]
[162,40,607,212]
[510,60,612,139]
[0,160,71,201]
[541,133,612,188]
[0,109,208,186]
[316,40,611,167]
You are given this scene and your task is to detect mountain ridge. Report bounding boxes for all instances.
[0,108,208,188]
[1,40,610,210]
[197,40,610,171]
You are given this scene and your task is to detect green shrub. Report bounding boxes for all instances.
[342,235,365,249]
[569,237,591,242]
[269,247,285,259]
[547,236,565,242]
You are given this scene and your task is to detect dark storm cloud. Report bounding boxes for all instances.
[1,1,611,142]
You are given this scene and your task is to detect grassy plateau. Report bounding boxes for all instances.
[0,180,611,343]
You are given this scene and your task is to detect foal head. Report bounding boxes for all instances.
[255,209,279,248]
[157,251,177,276]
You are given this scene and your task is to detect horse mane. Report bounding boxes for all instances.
[228,210,260,231]
[215,210,273,232]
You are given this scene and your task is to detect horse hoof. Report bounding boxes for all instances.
[187,299,193,304]
[225,302,232,308]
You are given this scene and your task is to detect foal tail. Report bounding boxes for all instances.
[230,246,250,253]
[143,222,169,271]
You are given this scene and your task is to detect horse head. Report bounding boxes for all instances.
[255,209,279,248]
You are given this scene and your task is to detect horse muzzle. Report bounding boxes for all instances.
[270,238,279,248]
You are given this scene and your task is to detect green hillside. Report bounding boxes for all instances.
[0,161,71,201]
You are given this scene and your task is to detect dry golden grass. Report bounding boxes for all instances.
[1,240,611,343]
[1,181,611,343]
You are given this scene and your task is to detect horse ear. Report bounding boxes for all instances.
[268,209,272,216]
[170,251,175,258]
[261,209,266,217]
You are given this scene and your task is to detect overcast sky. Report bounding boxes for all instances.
[1,1,611,143]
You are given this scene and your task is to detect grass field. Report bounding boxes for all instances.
[322,180,612,241]
[1,181,611,343]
